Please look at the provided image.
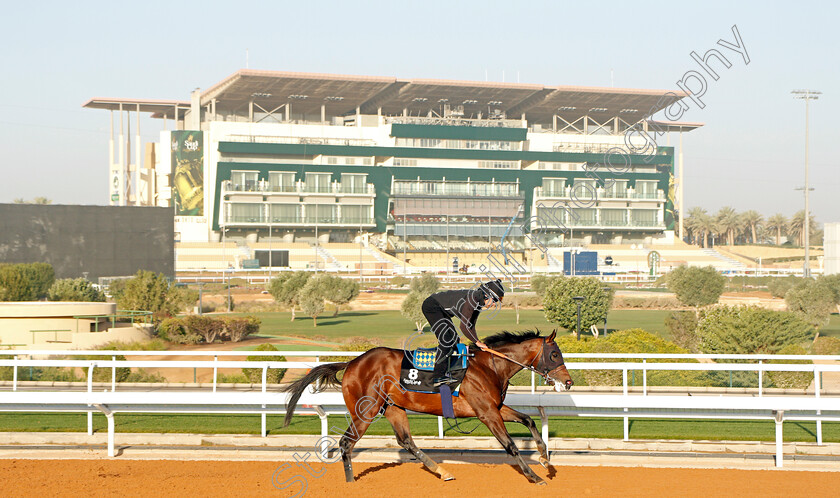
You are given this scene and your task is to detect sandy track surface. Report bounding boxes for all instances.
[2,459,839,497]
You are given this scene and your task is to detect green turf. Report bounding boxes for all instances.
[233,309,670,348]
[2,412,837,443]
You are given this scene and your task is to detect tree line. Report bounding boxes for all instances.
[683,207,819,247]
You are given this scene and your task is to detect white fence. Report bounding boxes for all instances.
[2,350,840,468]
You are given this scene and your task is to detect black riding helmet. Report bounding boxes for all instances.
[481,279,505,303]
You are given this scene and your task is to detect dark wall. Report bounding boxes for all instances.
[0,204,173,281]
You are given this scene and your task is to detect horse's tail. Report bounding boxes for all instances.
[280,362,347,427]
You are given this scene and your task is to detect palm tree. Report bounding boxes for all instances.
[788,210,817,247]
[697,214,715,248]
[715,206,739,245]
[741,210,763,244]
[766,213,787,245]
[685,207,708,246]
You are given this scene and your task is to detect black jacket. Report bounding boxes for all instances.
[423,288,487,343]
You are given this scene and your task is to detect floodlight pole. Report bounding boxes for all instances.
[792,89,820,278]
[573,296,584,341]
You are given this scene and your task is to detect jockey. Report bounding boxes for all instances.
[421,279,505,386]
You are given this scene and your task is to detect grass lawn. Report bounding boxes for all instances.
[3,412,837,443]
[238,309,670,348]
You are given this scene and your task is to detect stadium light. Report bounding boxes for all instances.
[792,89,821,278]
[572,296,585,341]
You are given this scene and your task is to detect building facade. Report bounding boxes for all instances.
[85,70,700,252]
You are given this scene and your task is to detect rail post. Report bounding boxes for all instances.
[112,355,116,392]
[12,355,17,392]
[758,360,763,397]
[623,367,629,441]
[538,407,549,444]
[87,362,95,436]
[815,367,822,445]
[774,410,784,468]
[261,365,268,437]
[438,416,444,439]
[213,355,218,393]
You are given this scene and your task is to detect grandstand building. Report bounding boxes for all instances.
[84,69,701,272]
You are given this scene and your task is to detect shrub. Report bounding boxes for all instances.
[182,315,225,343]
[124,370,167,383]
[96,339,168,351]
[785,279,837,329]
[81,354,131,383]
[612,295,681,309]
[117,270,182,323]
[217,373,250,384]
[157,317,201,344]
[542,277,613,332]
[390,276,410,288]
[0,265,35,301]
[242,344,287,384]
[665,311,699,352]
[20,263,55,299]
[697,305,815,355]
[666,265,726,309]
[767,344,812,390]
[221,316,260,342]
[322,337,381,362]
[48,278,106,302]
[812,336,840,356]
[768,276,802,298]
[531,275,562,297]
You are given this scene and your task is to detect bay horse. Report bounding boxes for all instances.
[281,329,573,485]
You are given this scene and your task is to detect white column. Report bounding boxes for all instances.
[135,104,141,206]
[118,104,125,206]
[678,128,684,241]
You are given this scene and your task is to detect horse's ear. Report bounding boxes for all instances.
[547,329,557,342]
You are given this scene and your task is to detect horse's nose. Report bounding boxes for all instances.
[565,379,573,390]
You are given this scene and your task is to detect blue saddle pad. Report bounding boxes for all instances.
[410,343,469,371]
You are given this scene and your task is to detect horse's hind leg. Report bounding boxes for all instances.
[338,413,374,483]
[500,405,549,468]
[384,405,454,481]
[477,408,545,485]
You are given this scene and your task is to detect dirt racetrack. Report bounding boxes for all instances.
[2,459,839,497]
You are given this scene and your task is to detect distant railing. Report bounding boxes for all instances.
[223,180,375,196]
[223,134,375,147]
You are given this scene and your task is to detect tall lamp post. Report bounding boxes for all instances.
[572,296,584,341]
[792,89,820,278]
[601,286,611,337]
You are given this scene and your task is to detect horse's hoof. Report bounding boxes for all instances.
[539,456,549,468]
[535,480,547,486]
[438,468,455,481]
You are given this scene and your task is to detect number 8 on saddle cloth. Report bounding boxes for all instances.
[400,343,469,394]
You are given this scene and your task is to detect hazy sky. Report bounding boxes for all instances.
[0,0,837,224]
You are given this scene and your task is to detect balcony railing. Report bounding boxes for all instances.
[393,181,521,197]
[223,180,375,196]
[534,186,663,201]
[223,134,375,147]
[225,215,374,226]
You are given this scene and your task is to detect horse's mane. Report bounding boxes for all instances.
[482,329,542,347]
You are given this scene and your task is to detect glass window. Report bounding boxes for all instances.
[568,208,596,226]
[604,180,628,198]
[635,180,658,198]
[305,173,332,193]
[341,205,368,223]
[341,173,367,194]
[600,209,626,226]
[230,203,262,223]
[269,204,299,223]
[268,172,295,192]
[306,204,336,223]
[631,209,658,226]
[231,171,259,191]
[541,178,566,196]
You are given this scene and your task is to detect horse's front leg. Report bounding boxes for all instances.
[499,405,549,468]
[477,408,545,485]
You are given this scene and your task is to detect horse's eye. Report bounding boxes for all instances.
[551,352,559,359]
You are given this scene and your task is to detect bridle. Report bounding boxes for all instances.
[482,337,566,384]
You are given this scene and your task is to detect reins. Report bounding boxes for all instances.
[480,339,556,383]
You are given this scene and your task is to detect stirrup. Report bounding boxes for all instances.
[433,375,454,387]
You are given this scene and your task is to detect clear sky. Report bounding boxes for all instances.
[0,0,837,224]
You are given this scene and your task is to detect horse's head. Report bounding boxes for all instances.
[538,330,573,391]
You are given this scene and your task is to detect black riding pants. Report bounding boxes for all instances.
[421,297,459,378]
